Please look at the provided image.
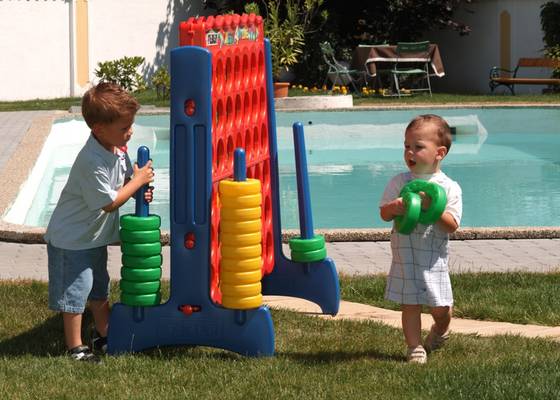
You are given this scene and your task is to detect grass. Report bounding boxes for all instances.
[1,89,560,112]
[340,272,560,326]
[1,277,560,399]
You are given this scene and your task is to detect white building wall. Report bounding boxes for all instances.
[88,0,203,88]
[0,1,71,101]
[426,0,549,94]
[0,0,206,101]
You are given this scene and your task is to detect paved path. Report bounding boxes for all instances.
[2,239,560,281]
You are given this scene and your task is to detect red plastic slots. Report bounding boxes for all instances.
[180,14,275,304]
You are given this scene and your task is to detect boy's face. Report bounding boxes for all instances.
[403,124,447,174]
[92,114,135,152]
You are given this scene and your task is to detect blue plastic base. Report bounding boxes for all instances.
[107,302,275,357]
[262,256,340,316]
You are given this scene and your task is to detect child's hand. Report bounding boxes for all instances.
[133,160,155,185]
[391,197,406,216]
[144,186,154,203]
[419,191,432,210]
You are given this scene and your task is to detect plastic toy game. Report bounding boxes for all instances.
[108,13,340,357]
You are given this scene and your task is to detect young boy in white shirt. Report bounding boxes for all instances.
[45,82,154,362]
[379,114,462,364]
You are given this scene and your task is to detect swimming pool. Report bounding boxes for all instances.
[5,107,560,230]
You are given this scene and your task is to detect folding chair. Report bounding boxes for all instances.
[391,41,432,98]
[320,41,366,92]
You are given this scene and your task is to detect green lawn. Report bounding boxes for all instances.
[1,90,559,112]
[1,277,559,399]
[340,272,560,326]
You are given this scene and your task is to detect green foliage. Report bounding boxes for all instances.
[541,1,560,48]
[540,3,560,90]
[245,1,327,79]
[94,56,146,92]
[151,66,171,99]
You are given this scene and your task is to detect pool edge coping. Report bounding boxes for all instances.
[2,105,560,244]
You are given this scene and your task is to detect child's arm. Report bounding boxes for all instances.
[380,197,406,221]
[102,161,154,212]
[436,212,459,233]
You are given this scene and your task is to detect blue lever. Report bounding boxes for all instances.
[292,122,314,239]
[135,146,150,217]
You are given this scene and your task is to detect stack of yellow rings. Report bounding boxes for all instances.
[219,178,263,310]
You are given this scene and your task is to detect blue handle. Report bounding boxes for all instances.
[234,148,246,182]
[292,122,314,239]
[135,146,150,217]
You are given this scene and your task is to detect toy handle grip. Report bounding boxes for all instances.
[135,146,150,217]
[292,122,314,239]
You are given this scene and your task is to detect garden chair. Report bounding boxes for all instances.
[320,41,366,92]
[391,41,432,98]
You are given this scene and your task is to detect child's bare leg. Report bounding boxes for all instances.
[401,304,422,347]
[430,306,452,334]
[63,312,83,349]
[89,299,110,337]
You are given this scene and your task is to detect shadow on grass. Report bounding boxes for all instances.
[280,349,403,363]
[0,314,65,357]
[0,309,99,357]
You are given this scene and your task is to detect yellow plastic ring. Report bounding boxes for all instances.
[220,232,261,246]
[220,219,261,234]
[220,206,261,221]
[219,178,261,196]
[221,256,262,272]
[221,294,263,310]
[220,269,262,285]
[221,244,262,259]
[220,282,261,297]
[220,193,261,208]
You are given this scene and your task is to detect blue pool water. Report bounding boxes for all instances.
[8,107,560,229]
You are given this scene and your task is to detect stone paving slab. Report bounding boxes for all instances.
[264,296,560,341]
[2,239,559,281]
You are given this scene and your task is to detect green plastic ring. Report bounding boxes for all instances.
[120,229,160,244]
[291,247,327,263]
[121,242,162,257]
[122,254,162,269]
[400,179,447,225]
[121,267,162,282]
[394,192,422,234]
[120,292,161,307]
[120,214,161,231]
[120,279,161,295]
[288,234,325,252]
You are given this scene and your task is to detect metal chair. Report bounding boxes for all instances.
[320,41,366,92]
[391,41,432,97]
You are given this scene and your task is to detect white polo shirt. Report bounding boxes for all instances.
[45,134,132,250]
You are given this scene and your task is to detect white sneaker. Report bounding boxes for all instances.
[406,345,427,364]
[424,324,450,353]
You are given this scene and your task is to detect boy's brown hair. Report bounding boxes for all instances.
[405,114,452,151]
[81,82,140,128]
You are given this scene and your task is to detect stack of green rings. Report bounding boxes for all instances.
[394,179,447,235]
[289,234,327,263]
[119,214,163,306]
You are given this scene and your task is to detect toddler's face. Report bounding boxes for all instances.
[403,124,446,174]
[93,114,135,152]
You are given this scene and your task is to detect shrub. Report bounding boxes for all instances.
[151,66,171,99]
[94,56,146,92]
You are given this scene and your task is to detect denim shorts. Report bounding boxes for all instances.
[47,243,110,313]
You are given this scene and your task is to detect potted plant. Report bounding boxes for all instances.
[246,1,325,97]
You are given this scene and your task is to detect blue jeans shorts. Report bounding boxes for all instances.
[47,243,110,313]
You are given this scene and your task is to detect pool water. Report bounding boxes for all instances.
[6,108,560,229]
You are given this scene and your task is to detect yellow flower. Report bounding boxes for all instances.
[303,87,308,92]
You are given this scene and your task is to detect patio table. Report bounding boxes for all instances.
[351,44,445,78]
